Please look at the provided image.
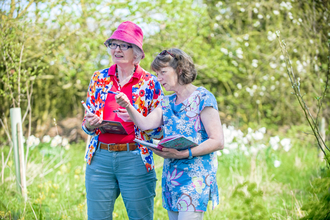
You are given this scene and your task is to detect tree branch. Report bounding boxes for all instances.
[2,51,16,108]
[17,0,34,18]
[9,0,16,19]
[316,41,330,122]
[277,33,330,166]
[18,42,25,108]
[0,118,12,144]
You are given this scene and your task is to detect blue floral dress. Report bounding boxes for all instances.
[161,87,219,212]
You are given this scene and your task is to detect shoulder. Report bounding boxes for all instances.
[140,68,158,82]
[196,87,218,110]
[197,87,216,100]
[161,93,175,105]
[91,67,110,79]
[136,68,162,96]
[166,93,176,99]
[197,86,211,95]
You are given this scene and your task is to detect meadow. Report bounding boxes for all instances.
[0,124,325,220]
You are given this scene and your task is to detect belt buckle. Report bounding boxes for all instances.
[107,143,116,152]
[99,142,115,152]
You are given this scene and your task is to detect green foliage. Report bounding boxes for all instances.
[0,18,47,108]
[1,0,329,137]
[0,141,88,219]
[1,0,132,136]
[202,0,329,127]
[228,181,270,220]
[300,167,330,220]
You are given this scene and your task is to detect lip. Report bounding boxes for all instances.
[114,54,123,58]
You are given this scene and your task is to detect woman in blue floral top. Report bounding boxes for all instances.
[116,48,224,220]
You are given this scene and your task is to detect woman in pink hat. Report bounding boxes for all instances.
[82,21,163,220]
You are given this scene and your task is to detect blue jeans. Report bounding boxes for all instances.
[85,147,157,220]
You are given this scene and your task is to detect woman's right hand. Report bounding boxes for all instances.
[115,92,131,108]
[85,112,103,131]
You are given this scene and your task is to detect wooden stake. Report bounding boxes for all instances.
[10,108,22,194]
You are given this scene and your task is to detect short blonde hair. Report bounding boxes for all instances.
[132,44,143,64]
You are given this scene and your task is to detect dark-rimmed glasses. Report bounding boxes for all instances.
[159,50,175,58]
[108,42,133,51]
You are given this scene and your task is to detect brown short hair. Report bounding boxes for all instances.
[151,48,197,85]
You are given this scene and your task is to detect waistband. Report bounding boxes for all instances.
[98,142,137,152]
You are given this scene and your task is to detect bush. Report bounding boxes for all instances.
[301,166,330,220]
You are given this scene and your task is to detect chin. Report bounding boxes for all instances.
[117,61,130,65]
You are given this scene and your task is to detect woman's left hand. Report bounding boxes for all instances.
[152,147,184,159]
[116,108,132,122]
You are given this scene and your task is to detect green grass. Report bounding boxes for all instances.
[0,138,325,220]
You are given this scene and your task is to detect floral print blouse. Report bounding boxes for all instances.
[82,64,163,172]
[161,87,219,212]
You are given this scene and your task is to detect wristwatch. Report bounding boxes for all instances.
[188,148,193,159]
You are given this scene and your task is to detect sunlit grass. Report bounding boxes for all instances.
[0,134,324,219]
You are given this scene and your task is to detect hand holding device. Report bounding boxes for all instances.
[116,108,133,122]
[115,92,131,108]
[81,100,103,130]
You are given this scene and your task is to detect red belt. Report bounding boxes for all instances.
[98,142,137,151]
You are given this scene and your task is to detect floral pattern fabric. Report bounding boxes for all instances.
[161,87,219,212]
[82,65,163,172]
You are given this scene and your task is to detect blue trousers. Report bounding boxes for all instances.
[85,147,157,220]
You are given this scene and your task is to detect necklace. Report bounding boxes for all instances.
[115,66,136,88]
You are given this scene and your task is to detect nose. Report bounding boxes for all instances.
[114,46,121,52]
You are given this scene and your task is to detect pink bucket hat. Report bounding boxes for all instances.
[104,21,145,59]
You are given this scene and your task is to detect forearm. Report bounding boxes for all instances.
[125,104,149,130]
[84,121,95,131]
[126,104,162,131]
[189,138,224,157]
[158,138,223,160]
[82,73,97,134]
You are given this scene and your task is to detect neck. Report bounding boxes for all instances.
[175,84,197,104]
[117,64,135,77]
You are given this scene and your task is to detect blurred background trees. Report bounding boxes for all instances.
[0,0,329,141]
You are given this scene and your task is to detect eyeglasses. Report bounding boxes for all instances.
[159,50,175,58]
[108,42,133,51]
